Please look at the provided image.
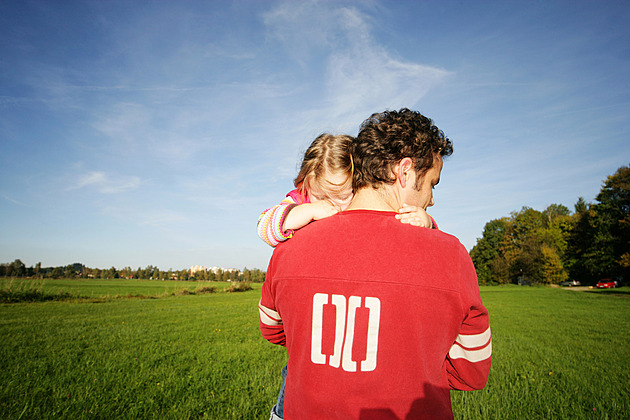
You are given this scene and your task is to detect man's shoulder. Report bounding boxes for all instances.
[373,211,465,246]
[281,210,465,249]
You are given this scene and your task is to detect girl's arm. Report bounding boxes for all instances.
[257,198,298,247]
[257,200,341,247]
[282,200,341,230]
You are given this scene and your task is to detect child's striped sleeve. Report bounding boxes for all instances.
[257,197,298,247]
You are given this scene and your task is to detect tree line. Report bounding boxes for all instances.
[470,164,629,286]
[0,261,267,283]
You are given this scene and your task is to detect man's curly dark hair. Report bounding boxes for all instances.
[352,108,453,191]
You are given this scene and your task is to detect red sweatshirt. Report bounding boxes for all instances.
[260,210,491,419]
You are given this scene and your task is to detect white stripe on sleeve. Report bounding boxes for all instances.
[258,300,282,326]
[449,327,492,362]
[449,340,492,362]
[454,327,491,348]
[448,334,492,363]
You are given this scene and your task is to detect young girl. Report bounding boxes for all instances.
[257,133,436,420]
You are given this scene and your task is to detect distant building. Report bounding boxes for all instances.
[190,265,240,275]
[190,265,207,275]
[208,266,239,274]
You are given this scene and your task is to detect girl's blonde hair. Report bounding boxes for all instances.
[294,133,354,196]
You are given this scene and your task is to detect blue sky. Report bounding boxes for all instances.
[1,0,629,271]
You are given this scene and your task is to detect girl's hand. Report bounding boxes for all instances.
[395,204,433,228]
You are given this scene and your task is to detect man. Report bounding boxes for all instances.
[259,108,491,419]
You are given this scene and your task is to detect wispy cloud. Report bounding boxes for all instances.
[263,1,451,130]
[1,194,30,207]
[90,101,220,166]
[70,171,141,194]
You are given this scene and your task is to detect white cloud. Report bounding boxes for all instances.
[262,1,451,131]
[1,194,30,207]
[71,171,141,194]
[262,1,341,63]
[90,101,219,166]
[325,50,451,122]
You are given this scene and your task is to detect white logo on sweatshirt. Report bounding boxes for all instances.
[311,293,381,372]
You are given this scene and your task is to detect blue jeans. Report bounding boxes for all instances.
[271,365,287,419]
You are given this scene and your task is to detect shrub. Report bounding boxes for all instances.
[0,289,76,303]
[225,282,253,293]
[195,286,217,294]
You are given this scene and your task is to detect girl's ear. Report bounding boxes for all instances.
[396,158,414,188]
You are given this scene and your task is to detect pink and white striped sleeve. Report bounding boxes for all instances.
[257,196,299,247]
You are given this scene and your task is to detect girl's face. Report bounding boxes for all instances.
[308,170,353,210]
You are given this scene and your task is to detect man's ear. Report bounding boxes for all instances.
[396,158,414,188]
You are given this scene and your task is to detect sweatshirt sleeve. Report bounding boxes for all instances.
[257,196,298,247]
[259,267,286,346]
[445,245,492,390]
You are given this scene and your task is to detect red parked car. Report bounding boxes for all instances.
[596,279,617,288]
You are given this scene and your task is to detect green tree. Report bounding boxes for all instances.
[471,204,572,284]
[513,235,545,283]
[8,259,26,277]
[470,218,509,284]
[595,164,630,280]
[541,244,568,284]
[105,267,119,279]
[195,269,207,281]
[566,198,596,283]
[566,165,630,283]
[253,268,266,282]
[542,204,571,225]
[120,266,132,279]
[506,207,545,283]
[510,207,544,245]
[51,266,63,279]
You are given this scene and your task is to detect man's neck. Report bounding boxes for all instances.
[346,186,400,212]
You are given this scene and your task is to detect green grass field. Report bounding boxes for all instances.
[1,280,628,419]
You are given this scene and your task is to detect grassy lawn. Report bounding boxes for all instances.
[451,286,630,419]
[1,280,628,419]
[0,282,285,419]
